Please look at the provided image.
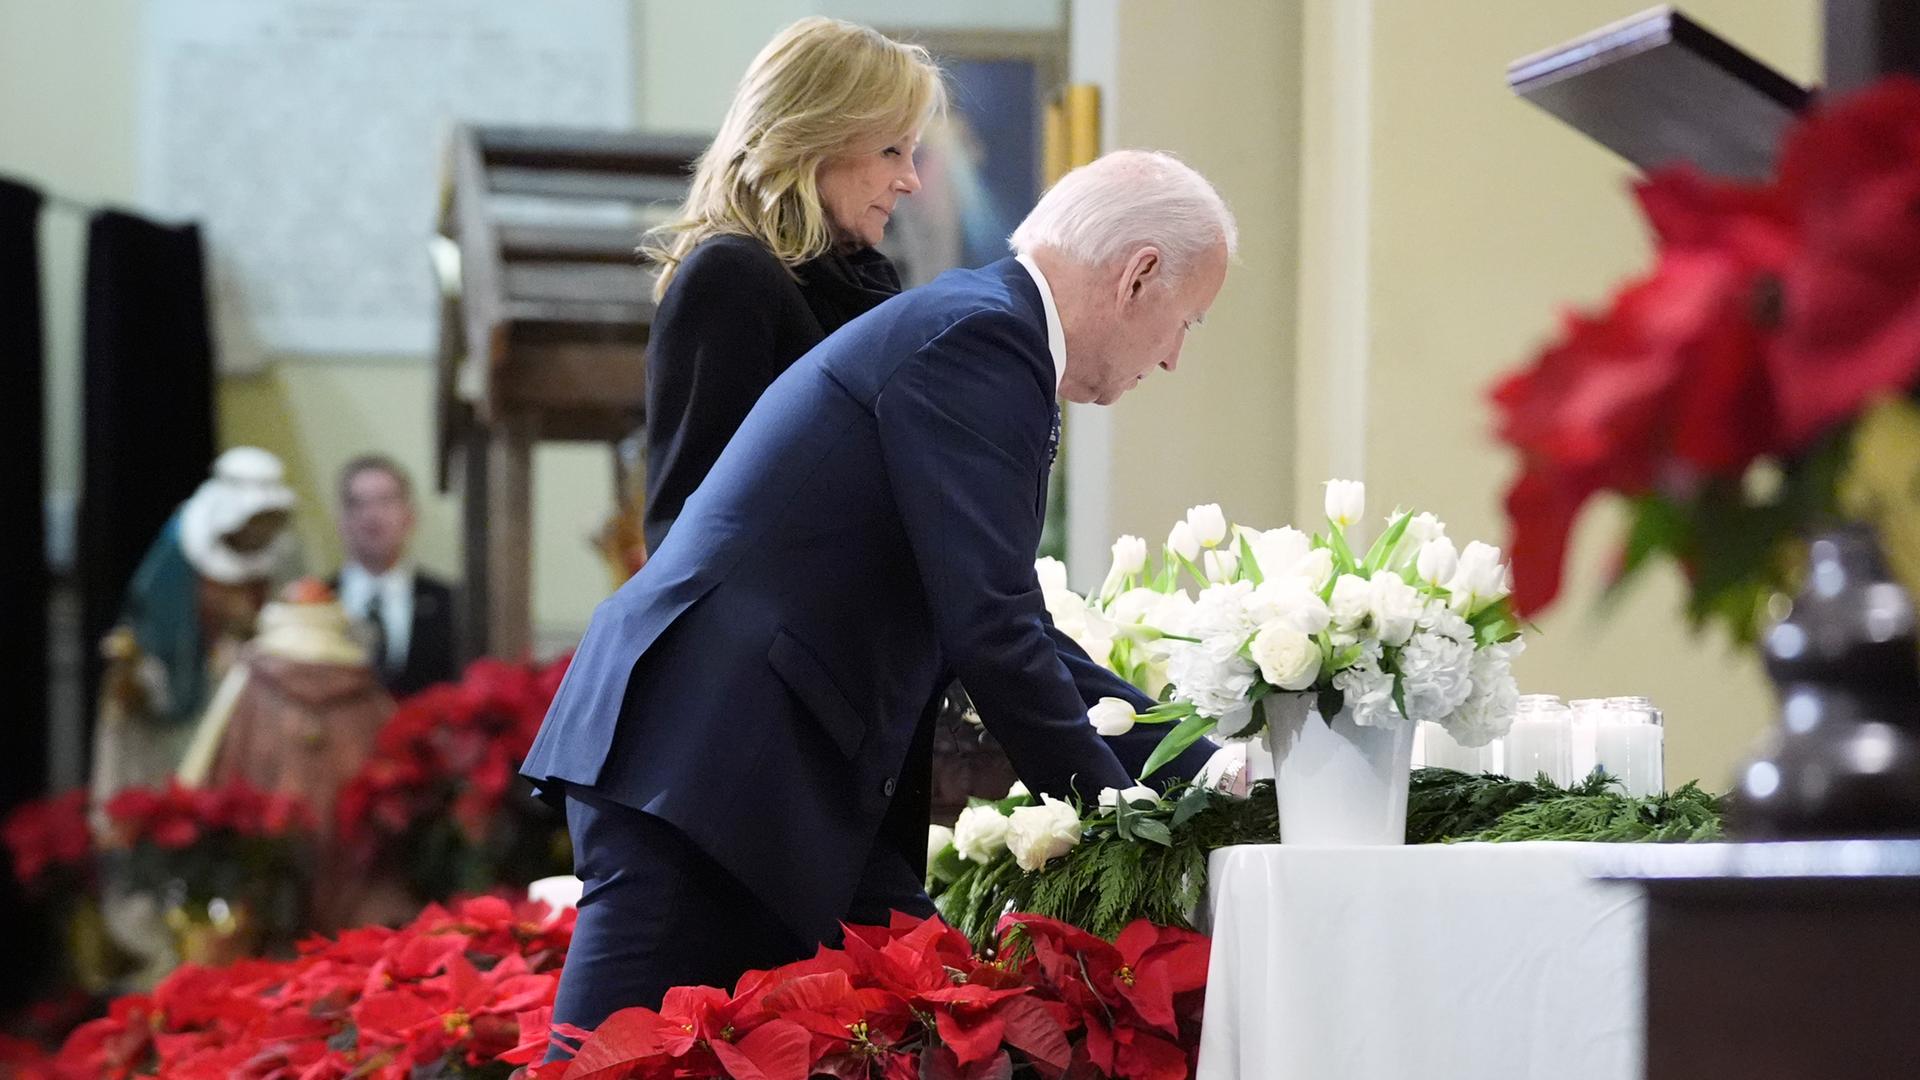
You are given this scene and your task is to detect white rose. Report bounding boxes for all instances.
[1035,556,1069,594]
[1246,577,1332,634]
[926,824,954,868]
[1245,526,1311,580]
[1289,547,1336,592]
[1416,537,1459,588]
[953,804,1012,863]
[1088,696,1138,737]
[1367,570,1425,647]
[1250,622,1321,690]
[1185,503,1228,548]
[1445,541,1511,615]
[1168,520,1201,562]
[1324,479,1365,528]
[1098,784,1159,811]
[1203,547,1240,583]
[1330,574,1373,630]
[1006,795,1084,872]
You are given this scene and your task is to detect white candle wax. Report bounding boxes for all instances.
[1595,721,1665,798]
[1503,716,1573,786]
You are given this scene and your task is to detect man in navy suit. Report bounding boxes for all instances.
[523,150,1237,1035]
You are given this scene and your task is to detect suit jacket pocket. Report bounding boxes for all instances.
[767,627,868,759]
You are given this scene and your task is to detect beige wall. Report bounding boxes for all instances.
[1065,0,1303,571]
[1316,0,1819,789]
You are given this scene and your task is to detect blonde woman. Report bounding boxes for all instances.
[640,17,944,554]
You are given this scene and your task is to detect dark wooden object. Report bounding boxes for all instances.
[435,126,704,660]
[1609,842,1920,1079]
[1508,6,1811,181]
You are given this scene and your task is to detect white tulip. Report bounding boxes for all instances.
[1330,573,1373,630]
[953,804,1012,863]
[1168,520,1201,562]
[1035,556,1069,594]
[926,824,954,868]
[1005,795,1084,871]
[1445,541,1511,615]
[1324,479,1365,528]
[1203,547,1241,583]
[1416,537,1459,587]
[1098,784,1160,811]
[1088,696,1138,737]
[1099,534,1150,599]
[1249,622,1321,690]
[1185,503,1229,548]
[1007,781,1030,799]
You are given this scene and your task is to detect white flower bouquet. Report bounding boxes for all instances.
[1050,481,1528,780]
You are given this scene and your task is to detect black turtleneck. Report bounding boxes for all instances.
[643,233,902,555]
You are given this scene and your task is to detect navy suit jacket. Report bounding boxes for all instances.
[521,257,1205,942]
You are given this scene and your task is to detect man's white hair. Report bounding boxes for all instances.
[1009,149,1236,279]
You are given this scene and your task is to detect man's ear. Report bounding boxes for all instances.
[1115,246,1162,307]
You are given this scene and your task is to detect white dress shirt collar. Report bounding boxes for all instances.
[1015,252,1067,393]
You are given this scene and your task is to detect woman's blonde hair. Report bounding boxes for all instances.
[643,17,945,300]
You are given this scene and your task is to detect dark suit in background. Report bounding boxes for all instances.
[330,569,459,699]
[524,257,1211,1031]
[643,234,900,554]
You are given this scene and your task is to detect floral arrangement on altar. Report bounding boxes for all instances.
[1492,76,1920,639]
[336,654,574,900]
[1037,482,1527,776]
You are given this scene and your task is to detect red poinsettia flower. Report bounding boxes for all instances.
[2,788,93,888]
[1005,915,1210,1080]
[1769,76,1920,445]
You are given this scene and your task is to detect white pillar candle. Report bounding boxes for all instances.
[1503,715,1573,786]
[1595,721,1665,798]
[1419,721,1493,773]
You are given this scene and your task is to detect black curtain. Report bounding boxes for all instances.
[0,176,50,1011]
[76,210,217,745]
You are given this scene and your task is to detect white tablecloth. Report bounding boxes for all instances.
[1195,842,1697,1080]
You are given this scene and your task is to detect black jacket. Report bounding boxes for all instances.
[643,234,900,553]
[328,569,459,699]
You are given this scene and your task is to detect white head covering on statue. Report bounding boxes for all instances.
[178,446,298,584]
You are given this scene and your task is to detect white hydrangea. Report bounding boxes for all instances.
[1164,581,1260,722]
[1332,641,1400,729]
[1395,626,1476,724]
[1445,638,1525,747]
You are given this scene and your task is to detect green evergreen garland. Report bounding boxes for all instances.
[933,767,1726,947]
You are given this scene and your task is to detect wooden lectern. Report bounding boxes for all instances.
[434,126,704,661]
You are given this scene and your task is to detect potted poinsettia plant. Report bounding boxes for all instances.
[1492,76,1920,640]
[1072,483,1526,845]
[101,779,316,964]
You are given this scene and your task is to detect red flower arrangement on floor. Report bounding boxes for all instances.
[1493,76,1920,638]
[3,904,1209,1080]
[3,789,93,892]
[524,912,1208,1080]
[335,654,573,898]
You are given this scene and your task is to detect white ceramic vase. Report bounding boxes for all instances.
[1265,692,1416,845]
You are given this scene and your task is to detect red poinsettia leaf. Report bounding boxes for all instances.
[1113,1026,1193,1080]
[495,1007,554,1066]
[351,989,441,1039]
[558,1006,672,1080]
[994,994,1073,1076]
[934,1006,1007,1067]
[708,1018,812,1080]
[922,1045,1015,1080]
